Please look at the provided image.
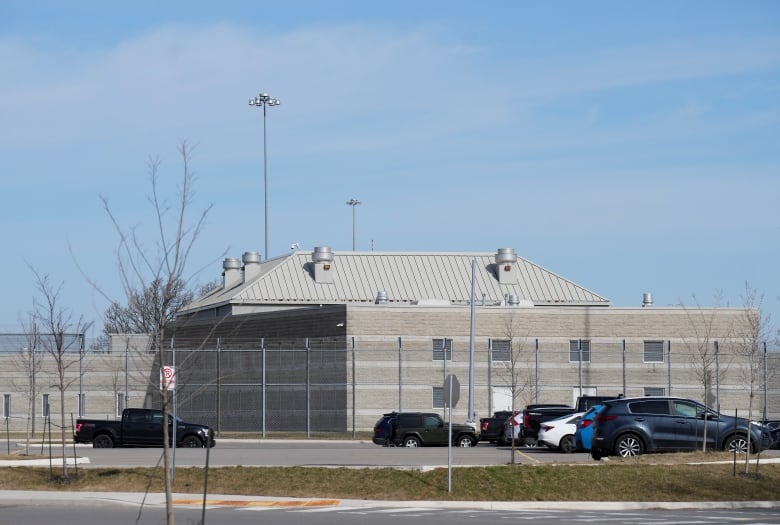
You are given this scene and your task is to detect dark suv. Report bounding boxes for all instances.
[590,397,771,459]
[372,412,478,448]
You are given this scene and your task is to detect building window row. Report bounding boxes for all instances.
[436,338,667,364]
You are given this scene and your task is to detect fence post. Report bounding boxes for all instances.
[487,338,492,415]
[216,337,221,435]
[262,337,266,438]
[306,337,311,438]
[715,341,720,412]
[398,337,402,412]
[622,339,626,396]
[763,341,768,422]
[534,338,539,404]
[667,340,672,397]
[351,336,356,439]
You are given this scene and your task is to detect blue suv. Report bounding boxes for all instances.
[590,397,771,459]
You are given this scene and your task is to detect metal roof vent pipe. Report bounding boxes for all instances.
[312,246,335,284]
[507,294,520,306]
[312,246,334,263]
[222,258,242,289]
[495,248,518,284]
[375,291,389,304]
[642,292,654,307]
[242,251,262,283]
[495,247,518,265]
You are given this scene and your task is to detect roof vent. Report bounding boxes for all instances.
[495,248,518,265]
[495,248,518,284]
[312,246,334,263]
[375,291,389,304]
[312,246,335,284]
[222,258,242,289]
[242,251,262,283]
[507,294,520,306]
[642,292,654,307]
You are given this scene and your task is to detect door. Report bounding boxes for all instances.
[423,414,449,445]
[671,400,715,451]
[121,409,160,446]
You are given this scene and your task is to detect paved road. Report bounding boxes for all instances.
[55,439,601,468]
[1,491,779,525]
[9,439,780,469]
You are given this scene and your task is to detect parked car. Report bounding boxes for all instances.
[479,410,516,443]
[372,412,398,446]
[574,404,603,451]
[537,412,584,453]
[590,397,772,459]
[516,404,576,446]
[762,420,780,449]
[74,408,215,448]
[371,412,478,448]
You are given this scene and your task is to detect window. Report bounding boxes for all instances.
[491,339,511,362]
[432,338,452,361]
[672,400,701,418]
[3,394,9,419]
[77,393,85,417]
[116,393,126,417]
[424,415,443,428]
[644,341,664,363]
[569,340,591,362]
[42,394,50,418]
[628,400,670,415]
[644,387,665,397]
[432,386,444,408]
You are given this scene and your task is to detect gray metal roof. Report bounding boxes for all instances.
[180,249,609,314]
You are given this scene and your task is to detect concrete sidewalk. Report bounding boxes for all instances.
[0,489,778,512]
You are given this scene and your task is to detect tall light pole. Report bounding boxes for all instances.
[249,92,281,258]
[346,198,361,250]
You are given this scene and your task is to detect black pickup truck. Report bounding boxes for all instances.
[74,408,215,449]
[478,410,516,443]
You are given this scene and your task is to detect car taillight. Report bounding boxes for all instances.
[524,413,530,427]
[541,425,553,432]
[595,415,618,423]
[75,423,82,433]
[481,422,489,432]
[579,420,593,429]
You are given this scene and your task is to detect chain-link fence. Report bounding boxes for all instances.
[165,335,780,435]
[1,333,778,435]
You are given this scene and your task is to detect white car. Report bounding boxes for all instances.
[537,412,584,453]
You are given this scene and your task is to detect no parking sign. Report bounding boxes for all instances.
[160,366,176,390]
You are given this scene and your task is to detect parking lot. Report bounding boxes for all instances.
[34,439,778,469]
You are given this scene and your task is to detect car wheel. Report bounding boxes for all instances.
[403,436,421,448]
[615,434,644,457]
[559,435,575,453]
[181,435,203,448]
[93,434,114,448]
[724,435,750,454]
[456,435,476,447]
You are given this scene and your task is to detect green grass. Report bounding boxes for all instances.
[0,462,778,502]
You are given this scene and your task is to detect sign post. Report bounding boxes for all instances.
[443,374,460,493]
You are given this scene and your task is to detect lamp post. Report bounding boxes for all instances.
[346,198,361,250]
[249,92,281,258]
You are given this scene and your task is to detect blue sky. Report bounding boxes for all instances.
[1,1,779,336]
